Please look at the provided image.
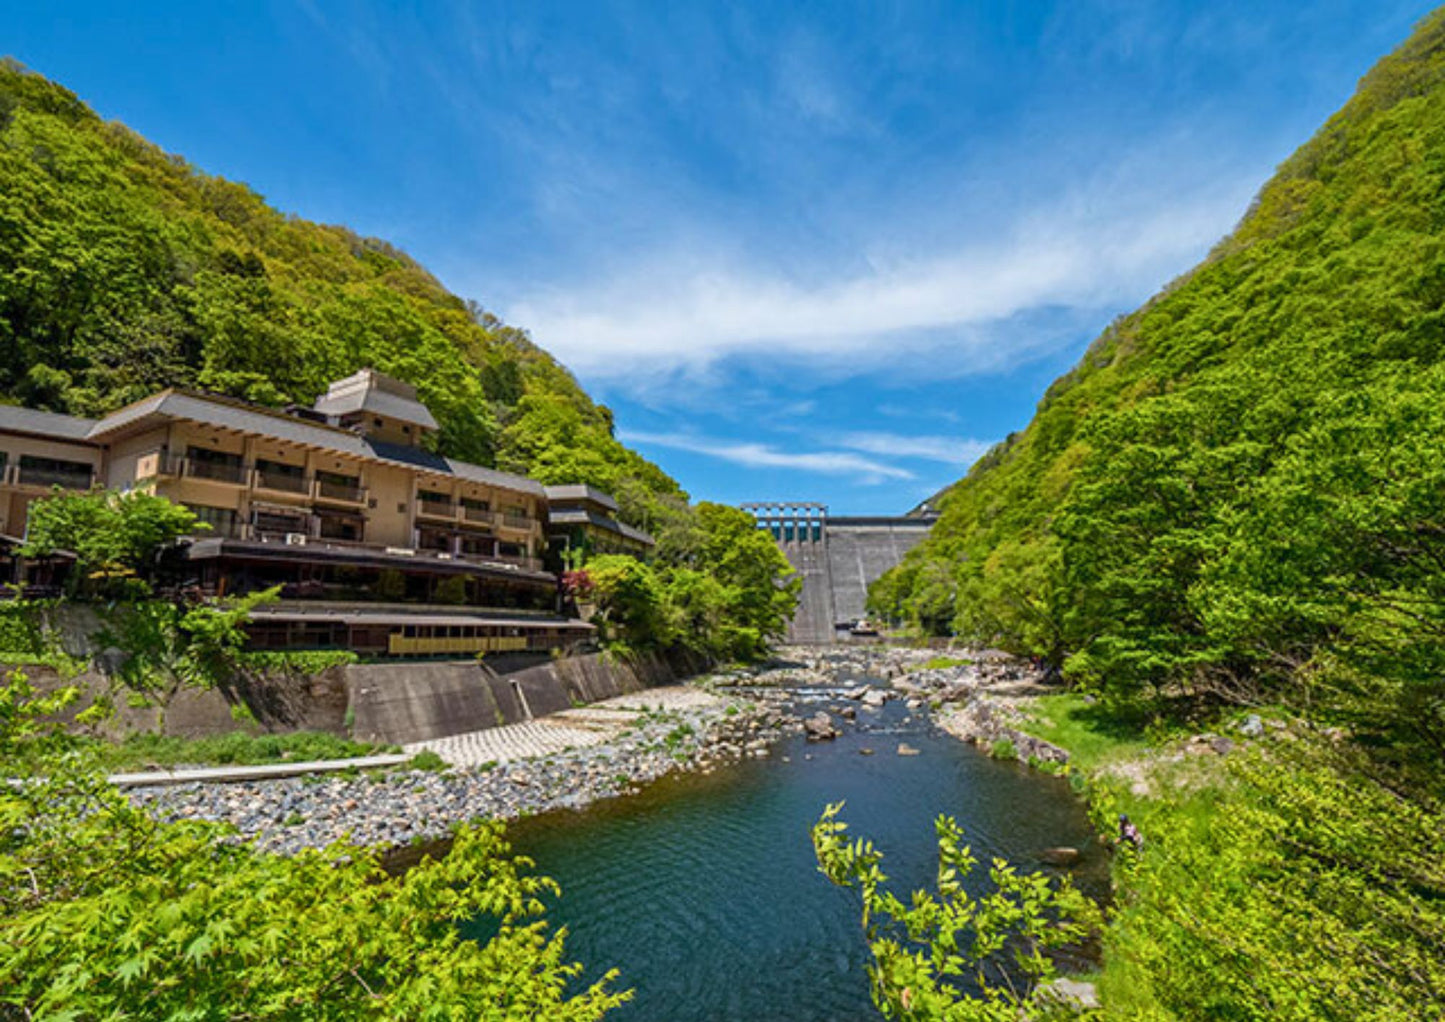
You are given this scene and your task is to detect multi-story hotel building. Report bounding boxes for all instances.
[0,370,651,657]
[544,484,656,560]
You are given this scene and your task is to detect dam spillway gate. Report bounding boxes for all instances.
[741,502,937,644]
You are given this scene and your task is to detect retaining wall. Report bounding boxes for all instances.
[23,648,691,746]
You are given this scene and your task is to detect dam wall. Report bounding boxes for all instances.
[743,504,936,644]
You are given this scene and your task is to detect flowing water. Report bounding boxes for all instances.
[498,685,1105,1021]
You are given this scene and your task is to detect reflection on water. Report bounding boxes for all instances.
[499,693,1104,1022]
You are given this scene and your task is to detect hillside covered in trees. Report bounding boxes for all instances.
[0,57,684,532]
[861,15,1445,1016]
[872,9,1445,769]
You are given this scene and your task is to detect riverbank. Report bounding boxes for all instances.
[884,656,1445,1019]
[123,646,941,855]
[130,675,802,854]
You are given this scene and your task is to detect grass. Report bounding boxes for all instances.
[406,749,449,772]
[919,655,973,671]
[52,730,400,773]
[1017,693,1152,773]
[988,738,1017,760]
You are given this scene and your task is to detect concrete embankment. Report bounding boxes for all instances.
[27,646,703,745]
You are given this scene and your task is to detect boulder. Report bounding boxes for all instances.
[1037,977,1099,1010]
[804,712,839,742]
[1038,846,1081,867]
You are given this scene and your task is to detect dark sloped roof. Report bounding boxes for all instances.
[548,507,654,546]
[0,405,98,442]
[367,440,546,496]
[311,368,439,430]
[314,385,439,430]
[543,483,619,512]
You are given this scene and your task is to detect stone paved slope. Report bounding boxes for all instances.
[403,685,721,767]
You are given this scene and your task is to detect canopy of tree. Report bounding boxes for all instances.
[0,57,684,529]
[870,10,1445,770]
[573,503,800,662]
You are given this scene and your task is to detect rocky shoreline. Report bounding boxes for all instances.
[126,646,1069,856]
[130,684,801,855]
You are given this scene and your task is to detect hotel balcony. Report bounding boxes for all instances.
[313,476,367,506]
[416,494,458,520]
[7,463,96,490]
[500,512,534,531]
[252,465,310,498]
[216,523,545,574]
[161,454,249,485]
[461,503,497,527]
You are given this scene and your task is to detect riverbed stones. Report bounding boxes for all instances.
[804,712,839,741]
[1037,977,1100,1010]
[125,676,796,855]
[1038,846,1081,867]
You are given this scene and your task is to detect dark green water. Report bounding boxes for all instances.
[506,691,1103,1021]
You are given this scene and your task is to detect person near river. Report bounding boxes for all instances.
[1119,813,1144,852]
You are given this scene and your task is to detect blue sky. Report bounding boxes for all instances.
[5,1,1437,512]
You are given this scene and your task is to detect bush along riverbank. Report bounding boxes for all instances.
[890,656,1445,1020]
[129,683,801,855]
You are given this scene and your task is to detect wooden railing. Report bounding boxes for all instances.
[387,634,529,656]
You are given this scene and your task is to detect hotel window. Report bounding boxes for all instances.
[184,504,237,538]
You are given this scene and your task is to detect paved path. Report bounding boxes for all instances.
[405,685,722,768]
[109,754,411,789]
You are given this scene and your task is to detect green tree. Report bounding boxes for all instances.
[585,555,672,651]
[812,803,1100,1021]
[0,670,629,1020]
[94,587,280,723]
[19,488,198,596]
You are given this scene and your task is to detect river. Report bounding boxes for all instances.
[499,683,1104,1021]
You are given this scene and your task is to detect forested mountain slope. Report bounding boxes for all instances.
[873,10,1445,761]
[0,58,683,529]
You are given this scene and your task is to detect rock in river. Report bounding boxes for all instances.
[804,712,839,742]
[1038,846,1082,867]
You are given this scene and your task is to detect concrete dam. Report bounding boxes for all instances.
[742,503,937,644]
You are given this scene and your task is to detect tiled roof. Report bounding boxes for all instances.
[0,405,98,442]
[547,507,655,546]
[313,385,439,431]
[543,483,619,512]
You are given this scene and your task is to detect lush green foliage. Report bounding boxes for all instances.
[23,728,394,773]
[580,504,799,661]
[812,803,1099,1020]
[0,598,52,657]
[871,11,1445,763]
[94,588,280,720]
[991,692,1445,1020]
[1088,743,1445,1020]
[19,488,197,597]
[235,648,360,673]
[0,670,627,1019]
[0,58,684,528]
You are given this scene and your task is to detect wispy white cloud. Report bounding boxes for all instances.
[620,430,915,484]
[834,431,993,467]
[504,166,1255,387]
